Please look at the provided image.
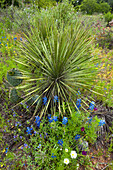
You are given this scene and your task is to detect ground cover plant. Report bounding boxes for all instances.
[0,0,113,169]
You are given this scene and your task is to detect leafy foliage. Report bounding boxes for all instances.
[80,0,111,15]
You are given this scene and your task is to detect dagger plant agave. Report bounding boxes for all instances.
[13,18,99,120]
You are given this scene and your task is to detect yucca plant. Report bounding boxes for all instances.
[13,18,100,120]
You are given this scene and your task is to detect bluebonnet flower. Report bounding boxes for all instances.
[5,147,8,154]
[77,91,81,95]
[34,131,37,135]
[5,44,7,46]
[37,144,41,148]
[58,139,63,146]
[2,37,4,38]
[62,117,68,125]
[7,39,8,41]
[26,127,33,135]
[104,88,107,90]
[76,99,81,110]
[26,105,29,108]
[14,37,17,40]
[51,153,56,158]
[35,116,40,128]
[49,117,53,123]
[95,63,99,67]
[20,136,22,139]
[35,116,40,123]
[48,114,53,123]
[53,95,58,102]
[87,117,93,123]
[13,114,16,117]
[20,38,22,41]
[53,116,58,122]
[47,114,51,119]
[75,134,80,140]
[14,135,18,138]
[15,123,18,126]
[43,96,47,105]
[98,119,106,126]
[24,143,28,147]
[0,42,1,44]
[89,101,95,111]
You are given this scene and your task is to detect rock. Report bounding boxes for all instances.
[109,19,113,26]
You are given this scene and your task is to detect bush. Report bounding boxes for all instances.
[80,0,100,15]
[104,11,113,24]
[80,0,111,15]
[99,2,111,14]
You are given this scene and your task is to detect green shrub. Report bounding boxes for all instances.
[80,0,111,15]
[99,2,111,14]
[80,0,100,15]
[104,11,113,24]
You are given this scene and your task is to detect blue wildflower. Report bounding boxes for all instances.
[37,144,41,148]
[75,134,80,140]
[58,139,63,146]
[7,39,8,41]
[87,117,93,123]
[5,147,8,153]
[47,114,51,119]
[53,95,58,102]
[14,135,17,138]
[34,131,36,134]
[76,99,81,110]
[24,143,28,147]
[0,42,1,44]
[77,91,81,95]
[89,101,95,111]
[48,117,53,123]
[35,116,40,128]
[35,116,40,123]
[62,117,68,125]
[5,36,6,38]
[43,96,47,105]
[5,44,7,46]
[20,38,22,41]
[26,127,33,135]
[2,37,4,38]
[51,153,56,158]
[53,116,58,122]
[98,119,106,126]
[20,136,22,139]
[14,37,17,40]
